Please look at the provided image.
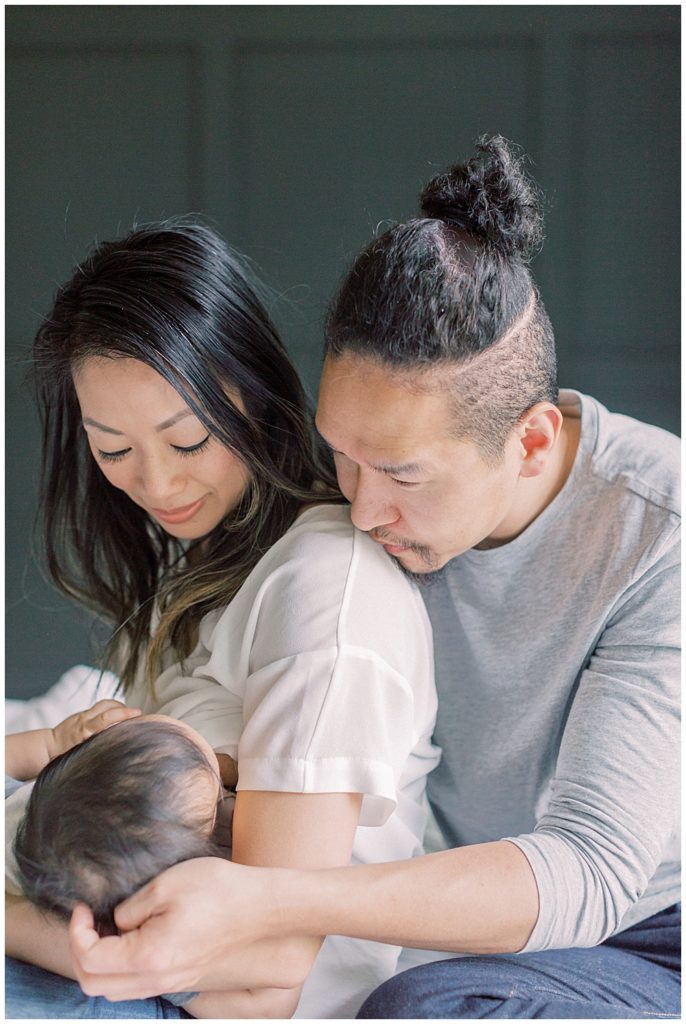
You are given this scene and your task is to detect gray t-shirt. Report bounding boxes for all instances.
[423,390,680,952]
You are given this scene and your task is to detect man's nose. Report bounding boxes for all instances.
[348,471,399,533]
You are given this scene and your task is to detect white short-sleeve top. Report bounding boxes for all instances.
[128,504,440,835]
[128,504,441,1017]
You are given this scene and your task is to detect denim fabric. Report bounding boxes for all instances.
[357,904,681,1019]
[5,958,194,1019]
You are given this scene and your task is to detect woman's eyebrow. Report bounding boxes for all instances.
[82,410,194,435]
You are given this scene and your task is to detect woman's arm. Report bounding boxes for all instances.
[182,789,362,1019]
[6,895,77,978]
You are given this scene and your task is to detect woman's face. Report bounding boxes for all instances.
[73,357,250,540]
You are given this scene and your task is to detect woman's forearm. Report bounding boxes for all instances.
[6,895,76,978]
[275,840,539,956]
[184,984,302,1019]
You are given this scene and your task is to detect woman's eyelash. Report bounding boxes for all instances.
[97,447,131,463]
[391,478,419,488]
[97,435,211,463]
[173,435,211,457]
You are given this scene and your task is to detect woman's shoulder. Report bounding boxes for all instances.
[203,502,429,654]
[271,503,415,590]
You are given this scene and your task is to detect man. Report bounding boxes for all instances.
[33,137,685,1017]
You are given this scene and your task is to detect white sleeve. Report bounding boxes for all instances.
[146,668,243,760]
[234,521,435,826]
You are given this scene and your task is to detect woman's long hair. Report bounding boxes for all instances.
[33,221,340,692]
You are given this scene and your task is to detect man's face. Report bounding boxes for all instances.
[316,353,526,573]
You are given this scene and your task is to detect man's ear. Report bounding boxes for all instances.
[516,403,563,478]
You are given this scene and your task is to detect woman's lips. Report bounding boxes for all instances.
[151,496,206,524]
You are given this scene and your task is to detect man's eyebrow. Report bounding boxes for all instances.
[316,429,424,476]
[373,460,425,476]
[82,409,194,436]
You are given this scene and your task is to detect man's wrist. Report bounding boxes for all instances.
[269,865,338,941]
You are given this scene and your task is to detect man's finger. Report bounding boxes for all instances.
[112,877,164,933]
[69,903,138,975]
[69,904,195,1000]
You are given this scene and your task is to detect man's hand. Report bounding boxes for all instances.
[68,857,298,1000]
[48,700,142,760]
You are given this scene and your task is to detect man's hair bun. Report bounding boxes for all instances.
[419,135,544,260]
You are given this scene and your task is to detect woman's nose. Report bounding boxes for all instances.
[136,454,186,505]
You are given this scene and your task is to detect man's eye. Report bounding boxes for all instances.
[391,478,419,488]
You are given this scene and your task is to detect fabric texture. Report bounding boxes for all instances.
[356,903,681,1019]
[4,958,192,1019]
[423,390,680,952]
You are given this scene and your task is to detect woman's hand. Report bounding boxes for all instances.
[49,700,142,760]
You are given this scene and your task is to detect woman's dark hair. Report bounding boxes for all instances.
[14,719,220,935]
[33,221,339,689]
[325,135,558,461]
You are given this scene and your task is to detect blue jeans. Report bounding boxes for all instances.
[5,958,193,1019]
[357,903,681,1019]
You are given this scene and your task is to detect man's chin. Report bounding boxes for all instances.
[389,549,446,585]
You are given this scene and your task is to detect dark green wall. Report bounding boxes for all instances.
[6,6,680,696]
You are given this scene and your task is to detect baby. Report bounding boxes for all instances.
[5,702,282,1018]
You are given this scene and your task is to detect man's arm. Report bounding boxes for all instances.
[68,839,538,1001]
[281,839,539,955]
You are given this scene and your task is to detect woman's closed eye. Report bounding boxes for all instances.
[97,435,212,463]
[173,435,211,458]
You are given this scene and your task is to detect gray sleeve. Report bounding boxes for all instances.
[507,528,680,951]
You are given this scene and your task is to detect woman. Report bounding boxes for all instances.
[5,222,440,1018]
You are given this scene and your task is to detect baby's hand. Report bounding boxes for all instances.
[49,700,142,760]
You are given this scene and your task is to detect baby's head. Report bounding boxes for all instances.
[14,715,222,934]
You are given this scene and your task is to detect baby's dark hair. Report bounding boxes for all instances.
[14,718,220,935]
[325,135,558,462]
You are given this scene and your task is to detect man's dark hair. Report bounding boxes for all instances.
[325,136,558,462]
[14,719,220,935]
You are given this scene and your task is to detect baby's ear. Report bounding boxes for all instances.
[216,752,238,791]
